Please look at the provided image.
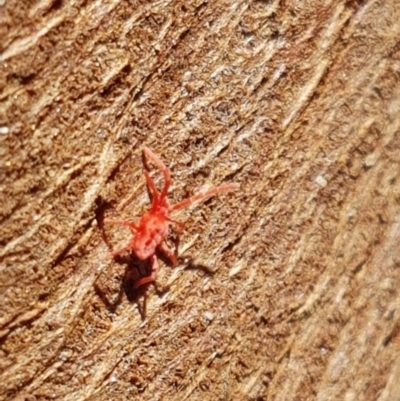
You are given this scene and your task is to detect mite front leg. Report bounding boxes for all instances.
[105,219,138,233]
[144,171,159,205]
[170,183,239,211]
[143,147,172,199]
[134,255,159,288]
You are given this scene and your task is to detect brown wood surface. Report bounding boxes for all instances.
[1,1,400,400]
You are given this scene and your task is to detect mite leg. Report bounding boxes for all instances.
[144,170,159,205]
[170,183,240,212]
[167,217,185,233]
[134,255,158,288]
[109,243,133,258]
[143,147,172,200]
[159,242,178,266]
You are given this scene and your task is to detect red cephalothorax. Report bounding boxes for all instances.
[105,147,239,288]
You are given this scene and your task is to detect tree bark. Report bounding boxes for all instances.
[1,0,400,400]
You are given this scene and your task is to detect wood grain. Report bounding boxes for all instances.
[1,0,400,400]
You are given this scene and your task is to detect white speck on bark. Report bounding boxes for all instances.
[315,175,328,187]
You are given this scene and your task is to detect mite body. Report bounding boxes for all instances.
[106,147,239,288]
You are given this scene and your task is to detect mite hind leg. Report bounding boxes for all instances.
[134,255,159,288]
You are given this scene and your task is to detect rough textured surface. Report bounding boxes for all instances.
[1,0,400,400]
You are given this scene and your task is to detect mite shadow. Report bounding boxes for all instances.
[94,249,217,320]
[93,254,153,320]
